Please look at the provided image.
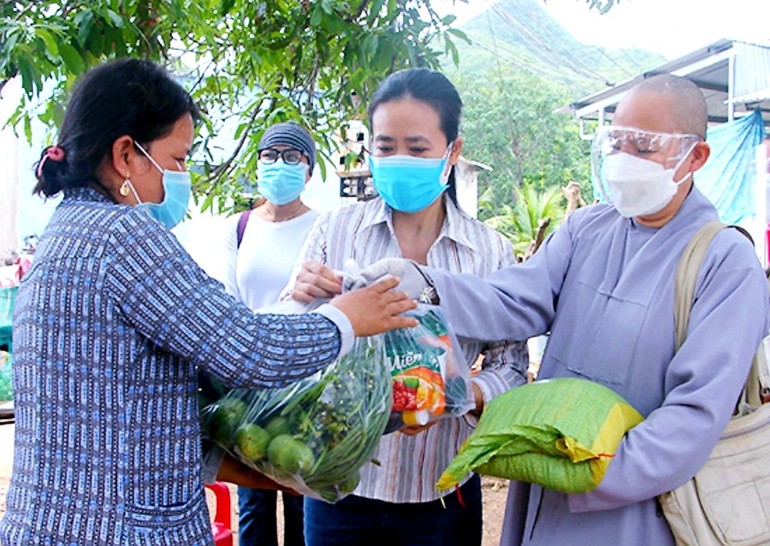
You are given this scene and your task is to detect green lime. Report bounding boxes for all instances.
[264,415,292,438]
[210,397,249,447]
[267,434,315,475]
[235,423,271,462]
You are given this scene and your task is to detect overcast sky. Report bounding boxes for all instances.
[440,0,770,59]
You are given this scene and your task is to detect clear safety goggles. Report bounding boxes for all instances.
[591,125,701,182]
[593,125,701,160]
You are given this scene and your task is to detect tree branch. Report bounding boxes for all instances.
[303,56,319,119]
[352,0,370,21]
[209,102,261,182]
[521,217,550,262]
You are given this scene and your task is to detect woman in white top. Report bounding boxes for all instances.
[291,68,529,546]
[216,122,320,546]
[219,123,320,312]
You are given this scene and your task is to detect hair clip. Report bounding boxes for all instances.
[36,145,66,178]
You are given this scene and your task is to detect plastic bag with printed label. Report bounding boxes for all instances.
[383,304,472,433]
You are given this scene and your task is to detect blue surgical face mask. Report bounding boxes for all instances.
[368,144,452,213]
[130,142,191,229]
[257,160,308,205]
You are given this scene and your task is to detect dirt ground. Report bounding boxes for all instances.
[0,420,508,545]
[0,476,7,521]
[480,477,509,545]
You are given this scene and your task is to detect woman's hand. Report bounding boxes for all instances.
[292,260,343,303]
[331,276,418,337]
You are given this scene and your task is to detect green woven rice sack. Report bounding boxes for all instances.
[437,377,643,494]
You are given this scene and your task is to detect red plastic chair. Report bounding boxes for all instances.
[205,482,234,546]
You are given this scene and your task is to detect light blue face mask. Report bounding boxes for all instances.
[368,144,452,213]
[131,142,191,229]
[257,160,308,205]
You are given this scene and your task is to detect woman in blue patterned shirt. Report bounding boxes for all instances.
[0,58,417,546]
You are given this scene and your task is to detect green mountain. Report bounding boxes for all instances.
[443,0,667,98]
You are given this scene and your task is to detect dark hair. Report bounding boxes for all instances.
[367,68,463,204]
[34,58,199,197]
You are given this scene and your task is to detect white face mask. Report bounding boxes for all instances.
[602,145,696,218]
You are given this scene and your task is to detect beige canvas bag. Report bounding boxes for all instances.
[658,221,770,546]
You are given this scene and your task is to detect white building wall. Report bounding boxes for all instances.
[176,159,342,270]
[0,78,60,257]
[0,120,19,258]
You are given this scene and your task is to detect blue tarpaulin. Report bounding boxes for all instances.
[697,109,765,224]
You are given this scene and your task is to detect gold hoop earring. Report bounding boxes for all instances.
[119,179,131,197]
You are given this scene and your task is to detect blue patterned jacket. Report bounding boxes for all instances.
[0,187,342,545]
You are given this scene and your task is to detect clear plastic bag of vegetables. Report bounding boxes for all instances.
[383,304,473,433]
[200,332,391,503]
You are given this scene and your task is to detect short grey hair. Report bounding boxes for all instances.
[631,74,708,138]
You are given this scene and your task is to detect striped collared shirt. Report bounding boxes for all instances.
[292,196,529,503]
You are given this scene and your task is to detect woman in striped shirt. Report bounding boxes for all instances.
[290,68,529,546]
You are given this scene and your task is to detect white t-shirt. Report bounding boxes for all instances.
[217,209,320,311]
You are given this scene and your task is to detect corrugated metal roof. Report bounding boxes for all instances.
[561,39,770,131]
[734,41,770,104]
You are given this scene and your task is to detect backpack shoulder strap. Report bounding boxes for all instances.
[236,209,252,250]
[673,221,725,351]
[674,220,769,407]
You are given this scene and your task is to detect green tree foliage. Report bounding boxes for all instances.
[453,67,591,221]
[0,0,465,211]
[481,181,564,261]
[451,0,663,93]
